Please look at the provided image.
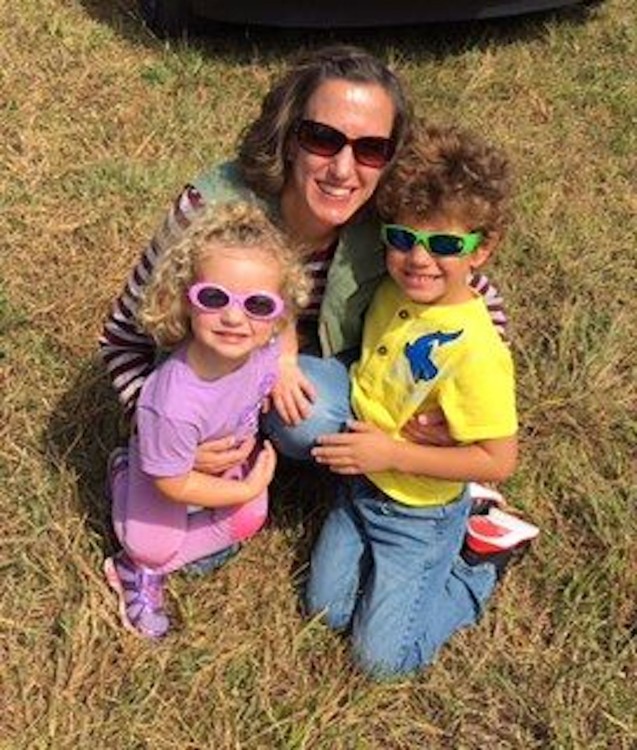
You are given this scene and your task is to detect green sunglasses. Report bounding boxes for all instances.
[381,223,484,257]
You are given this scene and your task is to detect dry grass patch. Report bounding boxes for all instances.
[1,0,635,748]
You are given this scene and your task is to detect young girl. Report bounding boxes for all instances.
[104,202,309,639]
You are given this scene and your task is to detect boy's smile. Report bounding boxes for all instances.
[385,213,492,307]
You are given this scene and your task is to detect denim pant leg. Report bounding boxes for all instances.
[261,353,353,461]
[305,479,370,630]
[351,488,496,678]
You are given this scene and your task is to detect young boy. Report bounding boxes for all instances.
[306,124,524,679]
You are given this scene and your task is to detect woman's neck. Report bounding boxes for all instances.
[280,187,339,248]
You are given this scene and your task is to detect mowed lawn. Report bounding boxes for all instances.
[1,0,635,748]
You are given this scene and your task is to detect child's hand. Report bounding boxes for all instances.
[271,357,316,426]
[242,440,277,498]
[194,435,256,475]
[311,421,397,475]
[401,409,456,446]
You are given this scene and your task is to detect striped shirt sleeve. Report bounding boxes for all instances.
[469,272,508,342]
[98,185,206,414]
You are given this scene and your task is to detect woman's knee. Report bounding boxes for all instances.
[263,404,345,460]
[263,355,352,460]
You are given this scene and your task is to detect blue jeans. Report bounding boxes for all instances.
[261,353,354,461]
[306,477,497,679]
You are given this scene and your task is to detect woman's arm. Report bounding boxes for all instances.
[99,184,206,414]
[193,435,256,475]
[469,273,508,341]
[99,240,161,415]
[269,321,317,425]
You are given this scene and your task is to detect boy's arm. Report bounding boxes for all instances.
[154,440,277,507]
[312,420,517,483]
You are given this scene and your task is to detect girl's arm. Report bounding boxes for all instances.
[154,440,277,508]
[312,421,518,483]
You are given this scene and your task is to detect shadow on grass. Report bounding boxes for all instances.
[79,0,603,63]
[268,454,339,574]
[44,358,125,553]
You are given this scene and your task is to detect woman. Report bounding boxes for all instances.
[100,45,506,469]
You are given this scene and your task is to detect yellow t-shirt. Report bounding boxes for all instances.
[351,278,518,507]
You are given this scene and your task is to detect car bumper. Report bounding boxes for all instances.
[190,0,586,26]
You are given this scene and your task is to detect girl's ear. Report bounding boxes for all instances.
[470,231,501,271]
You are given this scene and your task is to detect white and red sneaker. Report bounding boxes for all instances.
[462,490,540,579]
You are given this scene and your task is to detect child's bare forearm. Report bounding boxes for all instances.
[313,421,517,481]
[154,471,255,508]
[391,435,518,483]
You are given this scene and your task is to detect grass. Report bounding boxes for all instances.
[1,0,635,747]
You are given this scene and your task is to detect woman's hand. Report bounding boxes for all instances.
[193,435,256,475]
[242,440,277,498]
[271,357,317,426]
[401,408,457,446]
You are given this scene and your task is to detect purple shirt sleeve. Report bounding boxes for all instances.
[136,406,199,478]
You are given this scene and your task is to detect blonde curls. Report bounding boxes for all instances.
[138,202,311,347]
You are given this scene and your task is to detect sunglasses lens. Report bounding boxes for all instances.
[297,121,343,157]
[428,235,465,256]
[298,120,394,168]
[353,138,395,168]
[244,294,278,318]
[385,226,417,251]
[196,286,230,309]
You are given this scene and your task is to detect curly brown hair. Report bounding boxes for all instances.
[376,123,514,239]
[138,203,311,347]
[237,45,412,198]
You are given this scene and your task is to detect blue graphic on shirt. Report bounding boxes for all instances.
[404,330,463,381]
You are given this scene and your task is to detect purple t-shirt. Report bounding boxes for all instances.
[133,339,279,479]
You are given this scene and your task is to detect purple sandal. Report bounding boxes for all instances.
[104,552,169,639]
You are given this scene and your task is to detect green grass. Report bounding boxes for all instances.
[1,0,635,747]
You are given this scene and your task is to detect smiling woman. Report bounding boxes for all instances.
[99,44,507,470]
[100,45,414,443]
[139,0,588,37]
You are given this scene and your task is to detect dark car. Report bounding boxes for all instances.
[140,0,589,37]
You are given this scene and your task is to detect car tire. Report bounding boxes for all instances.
[139,0,192,38]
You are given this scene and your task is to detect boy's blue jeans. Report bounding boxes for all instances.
[306,477,498,679]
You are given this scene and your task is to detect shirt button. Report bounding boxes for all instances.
[377,345,388,355]
[398,309,409,320]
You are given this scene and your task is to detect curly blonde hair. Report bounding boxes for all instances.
[138,202,311,347]
[377,123,513,240]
